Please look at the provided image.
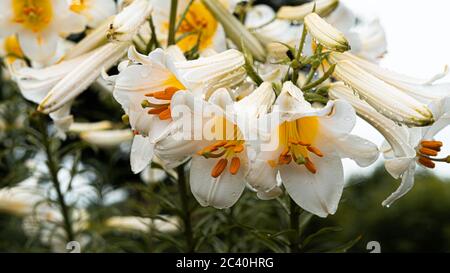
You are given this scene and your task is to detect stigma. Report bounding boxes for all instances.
[270,120,323,174]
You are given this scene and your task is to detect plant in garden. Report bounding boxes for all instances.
[0,0,449,253]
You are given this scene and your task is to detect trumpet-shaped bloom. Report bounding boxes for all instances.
[330,52,450,103]
[0,0,86,62]
[329,82,450,207]
[332,59,434,127]
[12,42,128,138]
[153,84,276,208]
[247,82,379,217]
[69,0,117,28]
[108,46,245,173]
[152,0,226,53]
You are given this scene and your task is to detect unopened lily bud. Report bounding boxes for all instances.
[333,61,434,127]
[108,0,153,42]
[304,13,350,52]
[278,0,339,21]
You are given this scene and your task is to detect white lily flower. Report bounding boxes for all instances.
[152,0,227,53]
[332,59,434,127]
[108,46,245,173]
[69,121,113,132]
[0,184,46,216]
[247,82,379,217]
[329,82,450,207]
[38,42,129,114]
[154,85,275,209]
[69,0,117,28]
[80,129,133,148]
[105,216,179,233]
[155,89,253,209]
[108,0,152,42]
[330,52,450,103]
[11,42,128,138]
[0,0,86,62]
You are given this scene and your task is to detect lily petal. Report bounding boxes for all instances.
[280,154,344,218]
[190,156,247,209]
[131,135,155,174]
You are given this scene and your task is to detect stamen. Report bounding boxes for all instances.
[307,146,324,157]
[147,107,166,115]
[419,147,438,157]
[233,144,244,153]
[145,87,179,100]
[211,158,228,178]
[214,141,228,148]
[418,156,436,169]
[159,108,172,120]
[305,158,317,174]
[279,154,292,165]
[421,140,443,150]
[229,157,241,175]
[281,147,290,157]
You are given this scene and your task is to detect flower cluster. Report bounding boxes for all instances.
[2,0,449,219]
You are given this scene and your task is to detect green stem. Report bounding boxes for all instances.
[176,164,195,252]
[289,197,300,253]
[168,0,179,46]
[40,119,75,242]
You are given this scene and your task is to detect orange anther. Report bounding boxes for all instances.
[147,107,166,115]
[214,141,228,148]
[158,108,172,120]
[233,144,244,153]
[419,147,438,157]
[229,157,241,175]
[298,141,311,147]
[418,156,436,169]
[305,158,317,174]
[211,158,228,178]
[307,146,324,157]
[146,87,179,100]
[421,141,443,151]
[279,154,292,165]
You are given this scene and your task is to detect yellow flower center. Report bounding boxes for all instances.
[12,0,53,33]
[140,76,186,123]
[3,36,24,62]
[175,1,218,52]
[269,117,322,174]
[197,118,245,178]
[70,0,89,13]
